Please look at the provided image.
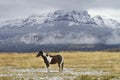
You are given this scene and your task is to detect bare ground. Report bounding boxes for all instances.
[0,66,111,80]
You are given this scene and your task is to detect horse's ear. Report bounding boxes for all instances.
[39,51,43,54]
[46,54,48,56]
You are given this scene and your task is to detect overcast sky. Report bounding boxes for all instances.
[0,0,120,20]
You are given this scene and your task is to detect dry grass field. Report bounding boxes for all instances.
[0,51,120,80]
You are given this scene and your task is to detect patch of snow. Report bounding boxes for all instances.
[0,66,112,80]
[68,21,79,26]
[93,16,120,29]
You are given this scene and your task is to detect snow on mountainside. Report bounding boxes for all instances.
[0,10,120,52]
[45,10,96,25]
[0,10,97,29]
[93,16,120,29]
[0,19,23,28]
[0,10,120,29]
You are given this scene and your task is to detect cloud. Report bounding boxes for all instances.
[94,0,120,9]
[0,0,120,20]
[106,30,120,44]
[21,32,99,44]
[88,8,120,21]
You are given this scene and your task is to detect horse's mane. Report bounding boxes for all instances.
[49,55,61,57]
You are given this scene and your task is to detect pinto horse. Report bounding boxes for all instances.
[36,51,64,72]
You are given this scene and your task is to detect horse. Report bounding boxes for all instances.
[36,51,64,72]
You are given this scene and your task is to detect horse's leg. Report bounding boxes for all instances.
[46,66,50,72]
[59,62,64,72]
[61,62,64,71]
[45,63,50,72]
[58,63,61,72]
[58,62,63,72]
[60,56,64,72]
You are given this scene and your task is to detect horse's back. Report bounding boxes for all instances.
[50,55,63,64]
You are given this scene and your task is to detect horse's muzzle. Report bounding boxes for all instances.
[36,55,39,57]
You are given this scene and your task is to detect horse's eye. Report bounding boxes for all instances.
[46,54,48,56]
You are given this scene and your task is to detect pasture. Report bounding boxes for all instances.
[0,52,120,80]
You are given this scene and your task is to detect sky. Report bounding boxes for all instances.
[0,0,120,20]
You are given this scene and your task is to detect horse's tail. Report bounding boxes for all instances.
[61,56,64,71]
[62,61,64,70]
[60,56,64,72]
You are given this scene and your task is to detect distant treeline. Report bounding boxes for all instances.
[105,48,120,52]
[0,43,120,52]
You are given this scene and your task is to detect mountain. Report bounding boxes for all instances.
[0,10,120,52]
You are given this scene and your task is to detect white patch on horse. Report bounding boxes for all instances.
[43,52,47,57]
[43,52,52,63]
[47,56,52,63]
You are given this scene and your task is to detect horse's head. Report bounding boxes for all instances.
[36,51,43,57]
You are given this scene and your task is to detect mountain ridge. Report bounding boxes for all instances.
[1,10,120,29]
[0,10,120,52]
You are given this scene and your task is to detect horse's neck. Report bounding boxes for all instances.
[41,54,50,60]
[41,53,47,59]
[41,55,46,60]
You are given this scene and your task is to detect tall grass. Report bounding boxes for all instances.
[0,51,120,75]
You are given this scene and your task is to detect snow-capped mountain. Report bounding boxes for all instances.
[0,10,120,52]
